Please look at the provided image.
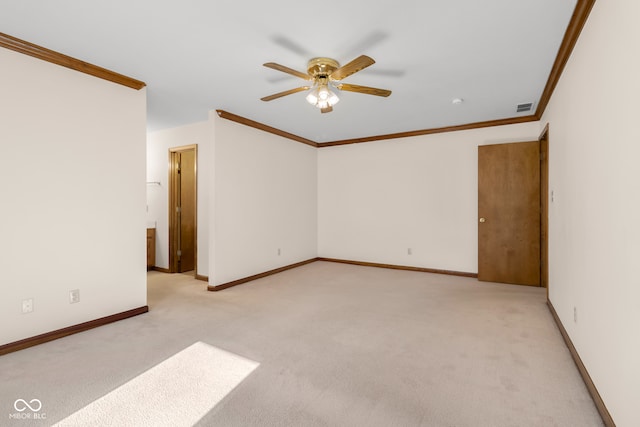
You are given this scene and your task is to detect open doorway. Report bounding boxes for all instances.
[169,145,197,275]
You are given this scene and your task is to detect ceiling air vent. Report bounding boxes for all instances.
[516,102,534,113]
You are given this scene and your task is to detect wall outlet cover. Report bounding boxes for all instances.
[70,289,80,304]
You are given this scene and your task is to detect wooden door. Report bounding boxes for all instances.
[169,146,197,273]
[178,149,196,272]
[478,141,540,286]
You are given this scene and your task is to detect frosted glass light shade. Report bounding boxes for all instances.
[306,84,339,108]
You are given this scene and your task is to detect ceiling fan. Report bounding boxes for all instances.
[261,55,391,113]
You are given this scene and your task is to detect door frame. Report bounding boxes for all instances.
[539,124,550,294]
[168,144,198,275]
[477,135,549,287]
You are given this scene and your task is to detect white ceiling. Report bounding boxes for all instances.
[0,0,577,142]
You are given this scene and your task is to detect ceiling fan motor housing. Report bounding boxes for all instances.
[307,57,340,78]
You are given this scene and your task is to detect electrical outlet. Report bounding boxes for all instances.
[277,248,281,256]
[22,298,33,314]
[408,248,412,255]
[69,289,80,304]
[574,306,577,323]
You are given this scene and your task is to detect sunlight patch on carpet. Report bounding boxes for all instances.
[54,341,259,426]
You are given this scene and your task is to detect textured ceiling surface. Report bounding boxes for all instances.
[0,0,577,142]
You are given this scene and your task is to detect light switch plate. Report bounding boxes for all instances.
[22,298,33,314]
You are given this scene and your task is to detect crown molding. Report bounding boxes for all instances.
[215,111,539,148]
[535,0,596,118]
[0,32,146,90]
[319,115,539,147]
[216,110,318,148]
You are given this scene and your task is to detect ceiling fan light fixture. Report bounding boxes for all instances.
[306,84,339,109]
[327,90,339,106]
[305,90,318,105]
[262,55,389,113]
[318,86,330,100]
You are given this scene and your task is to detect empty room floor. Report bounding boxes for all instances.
[0,261,602,426]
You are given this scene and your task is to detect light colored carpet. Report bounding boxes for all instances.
[53,342,258,427]
[0,261,602,426]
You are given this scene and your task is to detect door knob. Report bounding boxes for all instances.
[479,217,486,223]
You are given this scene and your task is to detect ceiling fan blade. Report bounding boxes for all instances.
[336,83,391,97]
[321,106,333,114]
[261,86,311,101]
[330,55,375,81]
[263,62,312,81]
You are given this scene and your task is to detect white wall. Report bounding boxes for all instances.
[211,115,317,286]
[146,120,211,276]
[318,122,540,273]
[0,47,147,345]
[541,1,640,425]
